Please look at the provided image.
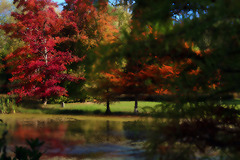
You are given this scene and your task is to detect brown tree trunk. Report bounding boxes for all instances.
[134,95,138,114]
[105,99,111,114]
[43,97,47,105]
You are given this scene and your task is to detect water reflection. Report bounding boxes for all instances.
[123,121,149,142]
[1,115,146,159]
[2,111,239,159]
[145,117,240,159]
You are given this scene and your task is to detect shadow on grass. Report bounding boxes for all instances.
[18,99,43,109]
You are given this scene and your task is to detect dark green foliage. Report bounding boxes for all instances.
[14,139,44,160]
[131,0,240,103]
[0,130,9,160]
[0,64,11,94]
[143,102,240,120]
[129,0,240,159]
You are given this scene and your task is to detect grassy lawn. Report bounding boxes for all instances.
[14,99,240,116]
[16,101,161,115]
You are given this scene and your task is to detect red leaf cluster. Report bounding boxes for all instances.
[1,0,85,100]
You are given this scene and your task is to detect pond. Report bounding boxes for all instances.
[1,113,240,160]
[0,114,150,160]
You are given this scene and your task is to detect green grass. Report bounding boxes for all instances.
[16,101,161,115]
[15,99,240,117]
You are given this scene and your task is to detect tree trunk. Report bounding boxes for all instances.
[105,99,111,115]
[134,95,138,114]
[43,97,47,105]
[61,102,65,108]
[44,38,48,66]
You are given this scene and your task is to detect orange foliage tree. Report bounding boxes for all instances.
[102,5,218,113]
[54,0,119,104]
[80,1,120,114]
[103,23,181,113]
[105,64,177,113]
[118,0,222,105]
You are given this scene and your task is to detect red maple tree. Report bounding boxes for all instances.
[1,0,84,104]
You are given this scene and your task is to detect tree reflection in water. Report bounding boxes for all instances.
[3,117,144,159]
[144,103,240,160]
[1,109,240,159]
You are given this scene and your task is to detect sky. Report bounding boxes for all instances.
[53,0,65,5]
[53,0,116,6]
[52,0,117,11]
